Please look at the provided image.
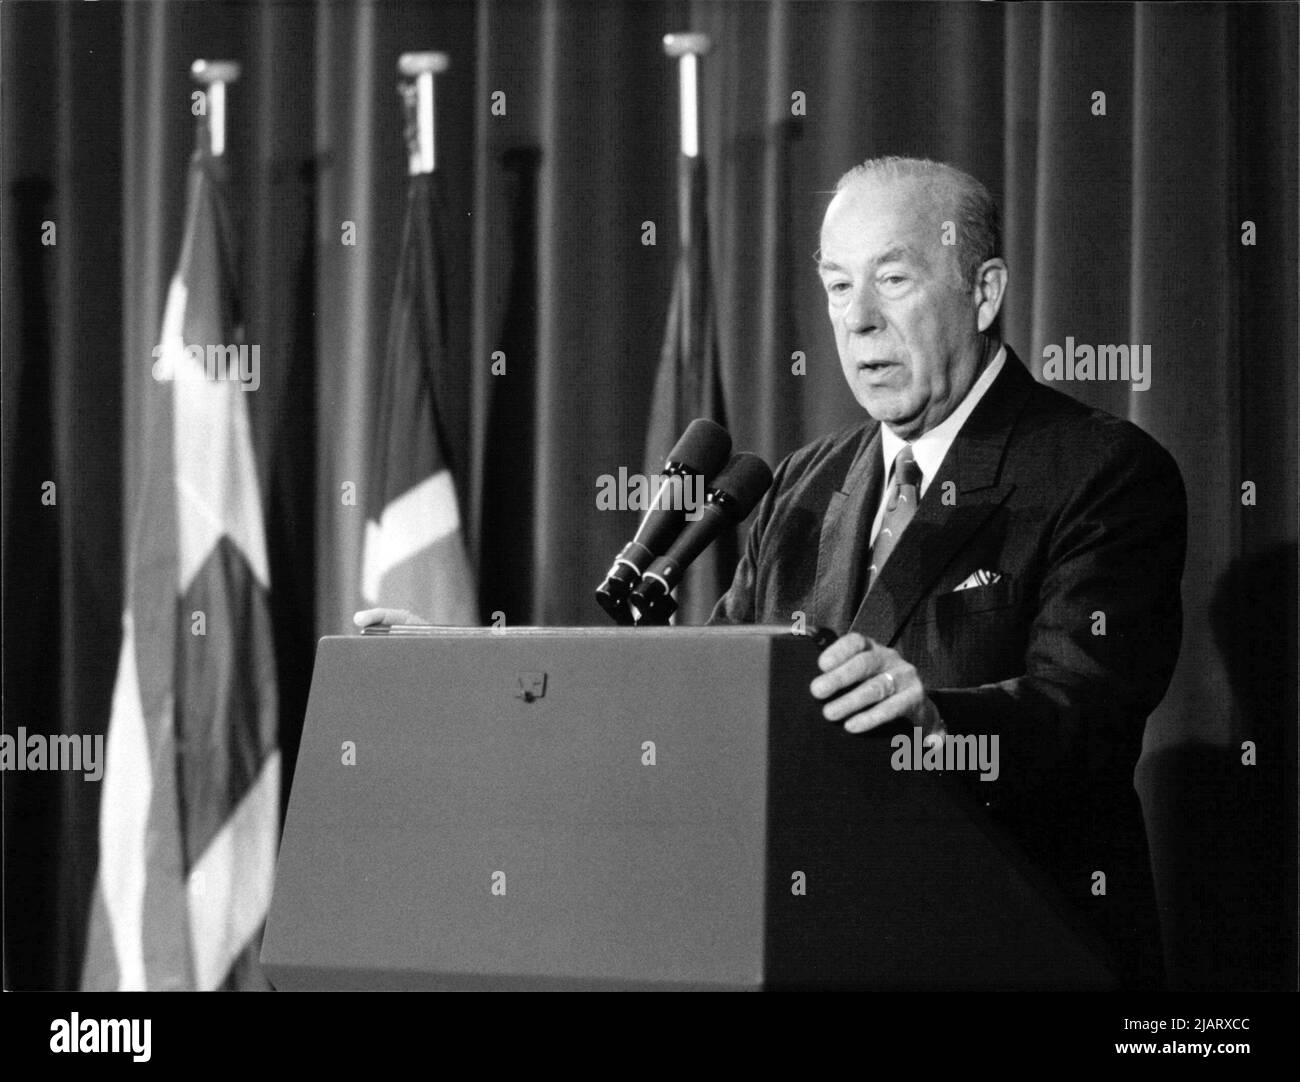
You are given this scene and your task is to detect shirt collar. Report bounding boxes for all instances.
[880,345,1006,487]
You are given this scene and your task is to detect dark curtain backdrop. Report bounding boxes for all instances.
[3,0,1295,990]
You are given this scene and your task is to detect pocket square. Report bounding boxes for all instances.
[953,570,1003,591]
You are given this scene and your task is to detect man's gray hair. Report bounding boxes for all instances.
[835,156,1002,291]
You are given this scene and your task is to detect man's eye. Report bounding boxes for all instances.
[827,281,851,295]
[879,275,907,287]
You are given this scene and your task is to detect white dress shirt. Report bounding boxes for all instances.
[869,345,1006,546]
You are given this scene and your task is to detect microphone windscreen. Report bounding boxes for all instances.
[665,418,732,478]
[711,452,774,519]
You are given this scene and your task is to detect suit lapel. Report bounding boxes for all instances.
[849,348,1036,644]
[812,425,883,634]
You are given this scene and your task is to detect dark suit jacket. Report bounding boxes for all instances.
[710,346,1187,986]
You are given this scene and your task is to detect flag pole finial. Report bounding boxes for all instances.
[663,34,711,159]
[191,60,240,158]
[398,52,450,176]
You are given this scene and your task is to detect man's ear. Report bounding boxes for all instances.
[973,259,1008,333]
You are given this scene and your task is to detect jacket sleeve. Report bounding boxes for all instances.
[927,426,1188,774]
[707,449,799,626]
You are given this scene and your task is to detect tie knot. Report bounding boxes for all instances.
[893,445,922,490]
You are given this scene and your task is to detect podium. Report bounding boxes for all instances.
[261,627,1117,990]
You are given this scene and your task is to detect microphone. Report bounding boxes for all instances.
[594,418,732,624]
[628,452,774,625]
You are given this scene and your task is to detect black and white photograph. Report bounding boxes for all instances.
[2,0,1296,1059]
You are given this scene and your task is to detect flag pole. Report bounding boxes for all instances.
[190,60,241,157]
[398,51,450,176]
[663,33,711,160]
[662,33,712,434]
[649,32,730,625]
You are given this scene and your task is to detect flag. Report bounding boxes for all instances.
[81,128,279,991]
[643,153,734,624]
[361,170,477,624]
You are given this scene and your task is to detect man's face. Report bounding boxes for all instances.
[818,176,985,439]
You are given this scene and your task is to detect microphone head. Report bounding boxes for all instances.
[710,452,774,520]
[665,418,732,479]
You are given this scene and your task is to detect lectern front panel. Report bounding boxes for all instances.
[263,629,804,989]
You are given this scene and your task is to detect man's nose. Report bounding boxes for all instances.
[843,285,882,335]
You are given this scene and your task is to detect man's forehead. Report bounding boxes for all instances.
[820,178,948,264]
[818,242,921,272]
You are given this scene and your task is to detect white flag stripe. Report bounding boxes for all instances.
[361,469,463,603]
[186,751,281,991]
[163,279,271,594]
[97,613,155,992]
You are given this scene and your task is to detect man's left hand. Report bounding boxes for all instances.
[810,632,942,735]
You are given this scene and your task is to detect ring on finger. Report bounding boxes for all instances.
[878,671,896,699]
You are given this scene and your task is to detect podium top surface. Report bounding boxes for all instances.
[358,623,835,643]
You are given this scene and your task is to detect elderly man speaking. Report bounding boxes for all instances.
[710,156,1187,989]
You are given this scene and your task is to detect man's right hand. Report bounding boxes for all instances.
[352,608,429,630]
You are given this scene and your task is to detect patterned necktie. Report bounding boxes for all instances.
[867,444,922,593]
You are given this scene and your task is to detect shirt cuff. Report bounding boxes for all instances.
[921,700,947,748]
